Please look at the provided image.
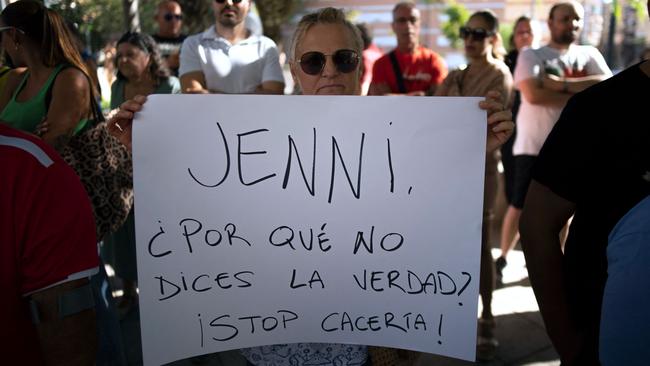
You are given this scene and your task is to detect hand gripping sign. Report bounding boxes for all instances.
[133,95,486,365]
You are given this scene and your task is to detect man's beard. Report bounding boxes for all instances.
[554,31,576,45]
[218,8,240,27]
[219,17,238,27]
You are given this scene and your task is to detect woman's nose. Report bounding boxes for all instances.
[321,56,338,77]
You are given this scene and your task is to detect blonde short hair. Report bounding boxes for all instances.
[290,7,363,62]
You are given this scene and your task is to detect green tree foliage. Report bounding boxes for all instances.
[441,2,469,49]
[48,0,209,51]
[499,22,514,52]
[175,0,213,34]
[628,0,648,21]
[48,0,302,51]
[48,0,158,51]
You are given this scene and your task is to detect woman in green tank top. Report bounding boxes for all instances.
[0,1,98,152]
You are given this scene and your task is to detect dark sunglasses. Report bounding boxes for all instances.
[459,26,495,40]
[0,26,24,42]
[298,49,359,75]
[163,13,183,21]
[0,26,25,35]
[215,0,243,4]
[394,16,419,24]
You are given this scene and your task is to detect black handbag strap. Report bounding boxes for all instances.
[389,51,407,94]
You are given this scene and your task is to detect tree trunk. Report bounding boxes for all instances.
[255,0,300,42]
[122,0,140,32]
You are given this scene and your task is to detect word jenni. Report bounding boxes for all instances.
[187,123,400,204]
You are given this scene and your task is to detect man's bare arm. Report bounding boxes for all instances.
[180,71,212,94]
[181,72,283,94]
[542,74,609,95]
[254,80,285,94]
[518,78,571,107]
[520,180,583,365]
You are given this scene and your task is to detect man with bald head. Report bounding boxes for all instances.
[152,0,186,76]
[369,1,447,95]
[506,1,611,258]
[520,0,650,364]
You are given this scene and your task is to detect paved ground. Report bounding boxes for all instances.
[414,248,559,366]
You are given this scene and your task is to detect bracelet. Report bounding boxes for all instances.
[562,79,569,93]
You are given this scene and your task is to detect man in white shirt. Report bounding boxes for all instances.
[179,0,285,94]
[506,0,611,250]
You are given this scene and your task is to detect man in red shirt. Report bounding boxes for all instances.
[0,124,99,365]
[369,1,448,96]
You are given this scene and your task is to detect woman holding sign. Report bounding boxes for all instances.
[107,7,514,366]
[435,9,513,362]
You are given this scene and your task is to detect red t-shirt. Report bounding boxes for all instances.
[371,46,448,93]
[0,124,98,364]
[361,43,384,93]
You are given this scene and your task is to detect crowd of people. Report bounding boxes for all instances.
[1,0,648,365]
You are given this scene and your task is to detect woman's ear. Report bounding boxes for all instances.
[10,29,21,50]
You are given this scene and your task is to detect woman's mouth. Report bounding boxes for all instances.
[317,84,345,94]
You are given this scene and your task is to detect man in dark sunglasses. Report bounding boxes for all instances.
[152,0,187,76]
[369,1,447,96]
[179,0,284,95]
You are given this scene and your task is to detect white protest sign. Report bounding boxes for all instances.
[133,95,486,365]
